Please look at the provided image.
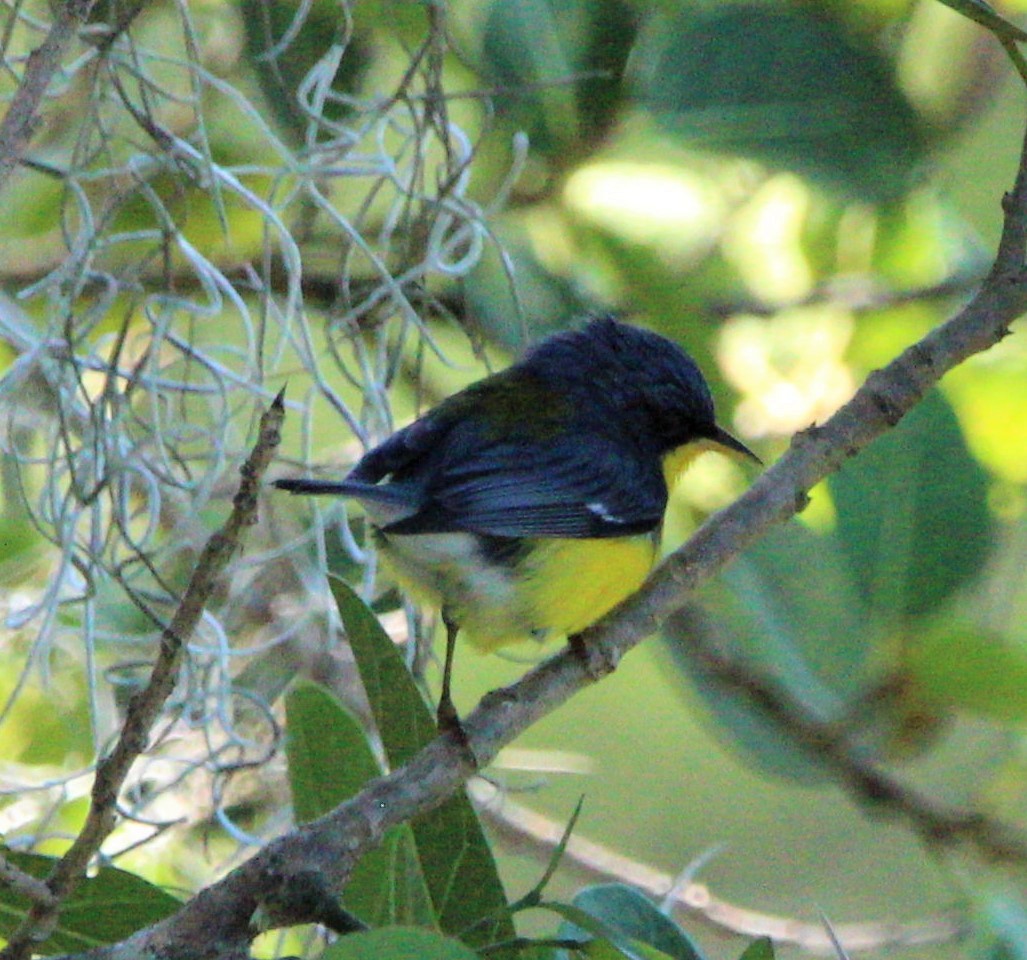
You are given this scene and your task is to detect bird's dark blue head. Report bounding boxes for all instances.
[520,316,754,459]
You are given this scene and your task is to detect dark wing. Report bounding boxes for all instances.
[381,425,667,539]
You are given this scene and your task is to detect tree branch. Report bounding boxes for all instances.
[0,0,94,193]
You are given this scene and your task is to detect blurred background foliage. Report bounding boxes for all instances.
[1,0,1027,957]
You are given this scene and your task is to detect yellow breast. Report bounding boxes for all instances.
[375,439,709,653]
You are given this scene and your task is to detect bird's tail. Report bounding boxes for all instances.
[272,477,411,507]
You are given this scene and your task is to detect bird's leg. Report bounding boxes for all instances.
[437,610,465,738]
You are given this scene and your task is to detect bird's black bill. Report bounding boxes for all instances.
[708,425,762,465]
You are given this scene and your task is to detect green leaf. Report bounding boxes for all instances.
[934,0,1027,42]
[828,389,993,626]
[285,681,435,928]
[285,681,383,824]
[322,926,479,960]
[635,4,924,201]
[0,852,180,954]
[475,0,637,156]
[555,885,705,960]
[905,623,1027,723]
[665,521,872,781]
[737,938,775,960]
[329,577,436,765]
[329,577,513,947]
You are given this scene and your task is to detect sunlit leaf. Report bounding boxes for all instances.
[904,623,1027,722]
[934,0,1027,41]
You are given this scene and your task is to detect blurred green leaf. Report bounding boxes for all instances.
[636,4,925,200]
[464,216,598,350]
[829,389,993,625]
[665,520,872,781]
[322,926,479,960]
[935,0,1027,41]
[474,0,637,155]
[0,851,180,954]
[904,623,1027,722]
[329,578,513,947]
[555,885,705,960]
[977,887,1027,960]
[233,642,306,707]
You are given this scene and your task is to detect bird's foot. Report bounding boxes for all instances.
[436,697,479,769]
[568,632,620,681]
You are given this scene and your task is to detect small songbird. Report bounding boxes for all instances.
[275,315,758,731]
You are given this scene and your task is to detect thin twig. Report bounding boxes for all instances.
[0,0,93,192]
[0,391,285,960]
[469,781,966,955]
[0,852,57,910]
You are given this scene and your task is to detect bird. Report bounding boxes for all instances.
[274,315,758,735]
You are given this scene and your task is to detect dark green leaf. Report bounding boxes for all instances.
[476,0,637,155]
[0,851,180,954]
[555,885,705,960]
[829,389,993,625]
[737,937,775,960]
[636,4,924,200]
[238,0,370,144]
[286,681,428,925]
[285,681,382,824]
[322,926,479,960]
[329,577,513,947]
[329,577,435,765]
